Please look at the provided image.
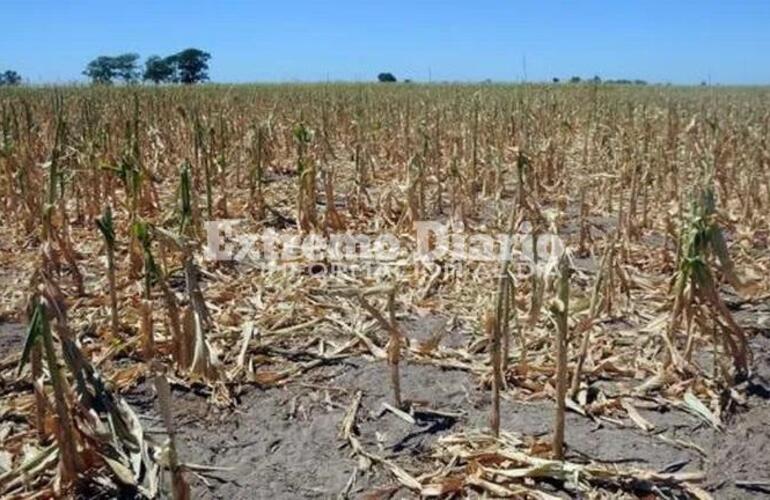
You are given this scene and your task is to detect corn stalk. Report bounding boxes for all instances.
[95,205,119,337]
[550,256,570,459]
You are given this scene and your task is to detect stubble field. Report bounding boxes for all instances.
[1,83,769,499]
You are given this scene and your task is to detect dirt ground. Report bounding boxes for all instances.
[0,322,24,355]
[2,297,770,499]
[113,330,770,499]
[2,294,770,499]
[2,317,770,499]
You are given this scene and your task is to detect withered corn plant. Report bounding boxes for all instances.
[294,122,317,232]
[153,364,191,500]
[321,162,345,231]
[550,256,570,460]
[213,113,230,218]
[193,112,214,219]
[178,161,196,237]
[487,308,502,437]
[359,288,403,409]
[133,220,160,360]
[248,122,269,220]
[39,96,85,295]
[95,205,119,337]
[155,227,218,379]
[668,185,749,380]
[570,235,616,398]
[19,289,82,483]
[13,264,165,496]
[488,209,522,437]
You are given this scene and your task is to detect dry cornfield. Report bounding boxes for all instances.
[1,83,769,499]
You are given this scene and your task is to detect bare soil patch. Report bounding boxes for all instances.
[124,334,770,499]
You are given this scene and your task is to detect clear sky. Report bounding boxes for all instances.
[1,0,769,85]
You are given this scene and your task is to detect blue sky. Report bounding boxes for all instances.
[1,0,768,84]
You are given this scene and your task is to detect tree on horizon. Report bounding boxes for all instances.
[84,49,211,85]
[143,55,176,84]
[378,72,397,83]
[173,49,211,84]
[83,53,140,84]
[0,70,22,86]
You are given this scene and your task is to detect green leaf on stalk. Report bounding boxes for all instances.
[18,302,47,376]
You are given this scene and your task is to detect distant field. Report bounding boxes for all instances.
[1,83,769,498]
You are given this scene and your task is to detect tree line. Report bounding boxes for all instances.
[0,70,22,86]
[1,63,656,87]
[553,75,648,85]
[82,48,211,85]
